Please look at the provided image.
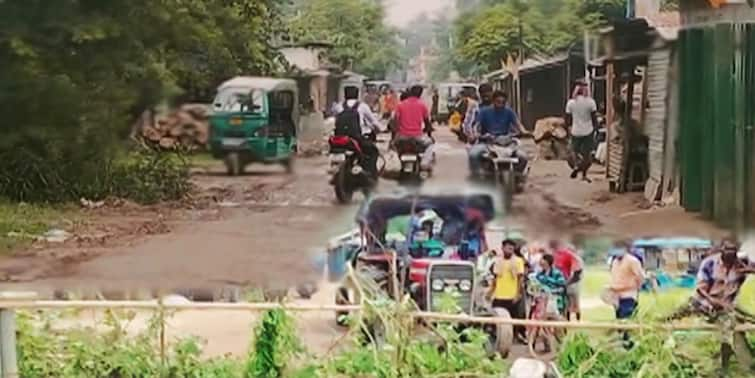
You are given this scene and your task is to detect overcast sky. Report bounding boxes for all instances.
[385,0,454,27]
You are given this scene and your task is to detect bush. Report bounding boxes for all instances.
[17,310,244,378]
[0,144,192,205]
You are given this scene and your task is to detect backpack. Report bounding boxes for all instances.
[335,101,362,138]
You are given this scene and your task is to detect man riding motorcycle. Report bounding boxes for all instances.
[467,90,528,178]
[333,86,382,178]
[393,85,435,171]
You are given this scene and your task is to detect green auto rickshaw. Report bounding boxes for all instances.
[209,77,298,176]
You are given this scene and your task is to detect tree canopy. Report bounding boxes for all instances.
[287,0,401,79]
[0,0,286,201]
[451,0,624,74]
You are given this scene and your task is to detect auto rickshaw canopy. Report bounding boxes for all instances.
[217,76,298,93]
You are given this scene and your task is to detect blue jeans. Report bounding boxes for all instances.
[467,140,528,176]
[616,298,637,319]
[616,297,637,345]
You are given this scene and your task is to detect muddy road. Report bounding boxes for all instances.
[0,127,724,293]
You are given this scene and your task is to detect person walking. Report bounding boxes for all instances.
[565,82,598,182]
[606,240,645,348]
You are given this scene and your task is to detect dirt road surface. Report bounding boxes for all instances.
[0,126,726,359]
[0,127,724,291]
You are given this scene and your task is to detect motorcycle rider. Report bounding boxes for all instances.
[478,83,493,107]
[467,91,528,178]
[333,86,382,178]
[461,87,481,141]
[393,85,435,171]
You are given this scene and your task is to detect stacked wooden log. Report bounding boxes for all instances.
[134,104,210,150]
[533,117,571,160]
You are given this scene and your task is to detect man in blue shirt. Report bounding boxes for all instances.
[467,91,528,177]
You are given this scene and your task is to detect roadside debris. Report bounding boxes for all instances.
[134,104,210,151]
[80,198,106,209]
[40,229,72,243]
[533,117,570,160]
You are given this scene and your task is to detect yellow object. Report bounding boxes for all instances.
[449,111,462,131]
[493,257,525,300]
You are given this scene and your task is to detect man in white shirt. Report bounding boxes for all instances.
[565,82,598,182]
[333,87,382,177]
[333,90,383,135]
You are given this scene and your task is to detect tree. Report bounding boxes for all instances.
[288,0,401,78]
[0,0,285,202]
[452,0,626,72]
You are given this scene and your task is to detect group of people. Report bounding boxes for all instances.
[483,239,584,343]
[333,84,436,180]
[484,235,754,351]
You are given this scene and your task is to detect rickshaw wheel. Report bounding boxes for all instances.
[225,153,242,176]
[282,158,294,174]
[491,307,514,357]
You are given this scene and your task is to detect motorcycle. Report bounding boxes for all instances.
[477,135,528,212]
[328,132,377,204]
[393,137,433,184]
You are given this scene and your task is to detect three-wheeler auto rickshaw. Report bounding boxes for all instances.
[209,77,298,176]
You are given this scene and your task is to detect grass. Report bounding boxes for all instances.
[580,266,755,322]
[0,200,78,254]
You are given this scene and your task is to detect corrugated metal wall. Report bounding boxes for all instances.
[678,23,755,230]
[644,47,672,202]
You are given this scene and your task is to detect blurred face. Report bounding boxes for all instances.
[493,95,505,109]
[539,258,551,271]
[502,243,515,257]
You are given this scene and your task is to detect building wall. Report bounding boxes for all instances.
[678,22,755,229]
[520,65,567,130]
[280,47,322,71]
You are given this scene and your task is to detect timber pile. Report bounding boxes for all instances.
[134,104,210,150]
[533,117,570,160]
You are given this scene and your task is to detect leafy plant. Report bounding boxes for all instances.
[247,309,304,378]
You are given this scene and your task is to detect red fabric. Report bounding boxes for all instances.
[554,248,580,279]
[329,136,361,153]
[395,97,429,137]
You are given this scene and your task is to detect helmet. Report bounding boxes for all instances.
[411,210,443,236]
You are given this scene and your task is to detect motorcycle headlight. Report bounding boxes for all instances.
[459,279,472,292]
[431,279,444,291]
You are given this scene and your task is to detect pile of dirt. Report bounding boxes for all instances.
[533,117,571,160]
[133,104,210,150]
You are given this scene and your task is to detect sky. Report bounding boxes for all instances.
[384,0,454,28]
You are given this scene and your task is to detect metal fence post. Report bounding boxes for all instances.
[0,309,17,378]
[0,292,38,378]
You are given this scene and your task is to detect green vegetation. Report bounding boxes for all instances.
[414,0,625,79]
[287,0,402,79]
[0,0,285,205]
[453,0,624,72]
[0,201,78,254]
[14,270,755,377]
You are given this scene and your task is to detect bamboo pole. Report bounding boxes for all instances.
[0,300,752,332]
[0,300,361,312]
